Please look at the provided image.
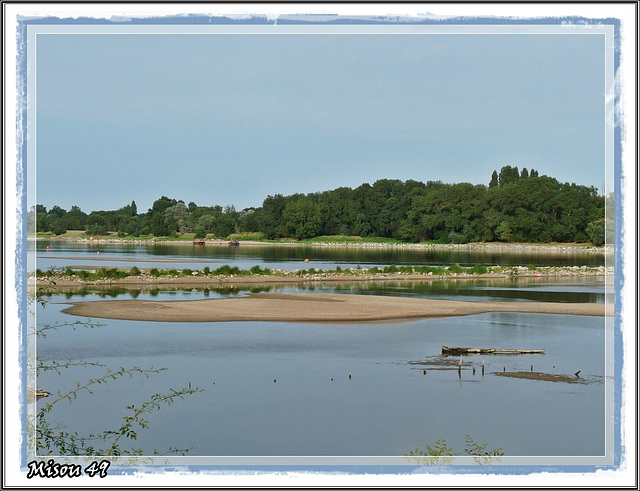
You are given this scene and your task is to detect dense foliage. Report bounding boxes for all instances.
[32,166,609,244]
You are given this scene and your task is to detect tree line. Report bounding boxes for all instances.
[32,166,611,245]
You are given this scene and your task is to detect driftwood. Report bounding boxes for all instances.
[442,346,545,356]
[26,386,51,403]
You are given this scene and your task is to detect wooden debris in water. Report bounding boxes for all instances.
[442,346,545,356]
[27,387,51,403]
[496,371,590,384]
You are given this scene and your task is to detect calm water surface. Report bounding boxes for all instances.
[33,240,607,272]
[35,277,609,458]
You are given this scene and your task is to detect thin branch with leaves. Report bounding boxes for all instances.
[405,435,504,466]
[31,293,203,459]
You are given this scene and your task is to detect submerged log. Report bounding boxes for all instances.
[442,346,545,356]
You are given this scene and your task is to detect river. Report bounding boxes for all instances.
[31,241,614,467]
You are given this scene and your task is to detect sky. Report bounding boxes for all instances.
[34,26,607,214]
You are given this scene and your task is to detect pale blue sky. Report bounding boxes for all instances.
[35,29,606,213]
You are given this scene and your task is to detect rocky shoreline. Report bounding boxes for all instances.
[33,264,613,293]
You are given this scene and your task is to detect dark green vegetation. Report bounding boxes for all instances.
[35,262,606,290]
[32,166,611,245]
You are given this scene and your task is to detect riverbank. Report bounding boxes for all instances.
[61,293,609,324]
[33,264,612,292]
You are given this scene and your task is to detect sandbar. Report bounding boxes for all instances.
[62,293,608,324]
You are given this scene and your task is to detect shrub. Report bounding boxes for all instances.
[585,218,605,246]
[149,268,160,277]
[228,232,265,241]
[448,232,467,244]
[130,266,141,276]
[447,264,465,274]
[87,224,107,236]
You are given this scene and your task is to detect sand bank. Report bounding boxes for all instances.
[62,293,609,324]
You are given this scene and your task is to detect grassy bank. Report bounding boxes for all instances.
[35,263,612,289]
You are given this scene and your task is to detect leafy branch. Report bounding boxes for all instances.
[406,435,504,465]
[31,293,203,458]
[37,359,105,374]
[35,385,202,457]
[36,366,168,419]
[31,318,105,339]
[102,387,203,456]
[463,435,504,465]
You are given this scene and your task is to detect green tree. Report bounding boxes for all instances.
[585,218,607,246]
[258,194,287,239]
[489,170,499,188]
[164,201,189,234]
[498,165,520,186]
[214,205,239,238]
[282,198,323,240]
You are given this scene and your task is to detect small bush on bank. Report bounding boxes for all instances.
[468,264,488,274]
[447,264,465,274]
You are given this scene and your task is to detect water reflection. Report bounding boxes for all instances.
[35,308,607,457]
[34,240,607,272]
[40,277,611,304]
